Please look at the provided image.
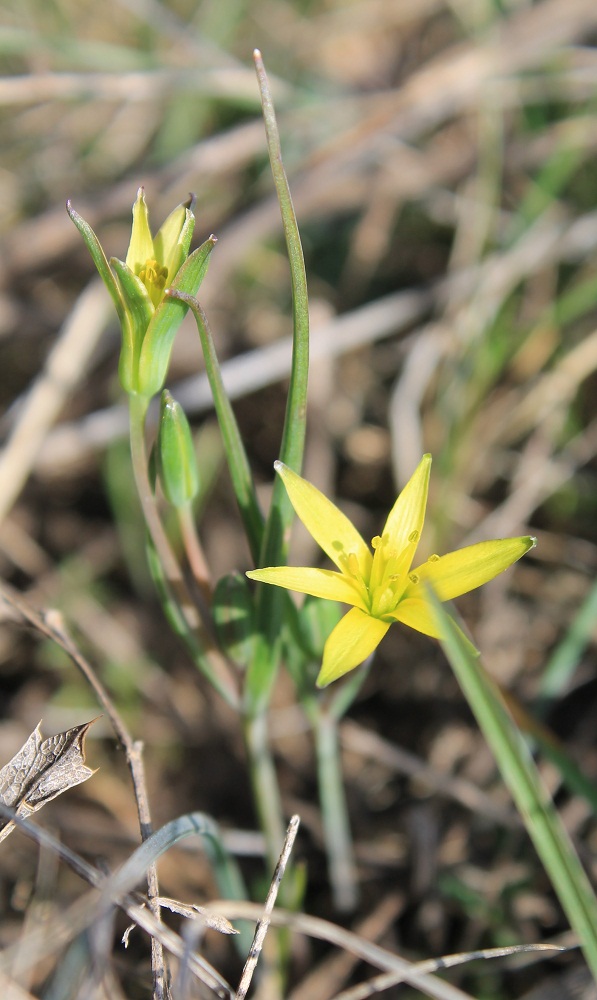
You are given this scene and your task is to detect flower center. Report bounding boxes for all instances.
[368,529,420,619]
[138,258,169,305]
[334,548,370,607]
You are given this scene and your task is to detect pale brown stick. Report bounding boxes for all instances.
[235,814,300,1000]
[0,581,169,1000]
[0,803,234,1000]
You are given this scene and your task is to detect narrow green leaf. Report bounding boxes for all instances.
[253,50,309,570]
[246,51,311,712]
[430,592,597,983]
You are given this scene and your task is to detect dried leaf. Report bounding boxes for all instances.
[122,898,238,948]
[0,719,97,844]
[157,897,239,935]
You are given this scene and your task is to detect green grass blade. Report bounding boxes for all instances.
[503,689,597,814]
[430,595,597,982]
[246,52,310,711]
[254,50,309,572]
[537,577,597,710]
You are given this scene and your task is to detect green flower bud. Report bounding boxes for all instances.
[68,189,215,399]
[157,391,200,508]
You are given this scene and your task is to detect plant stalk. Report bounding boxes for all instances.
[313,706,358,912]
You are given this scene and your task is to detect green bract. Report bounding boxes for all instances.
[247,455,537,687]
[67,188,216,399]
[157,390,200,508]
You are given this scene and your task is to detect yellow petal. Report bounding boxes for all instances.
[404,536,536,602]
[126,188,155,274]
[316,607,389,686]
[247,566,366,608]
[390,596,441,636]
[154,199,194,277]
[275,462,372,579]
[381,454,431,555]
[392,598,480,656]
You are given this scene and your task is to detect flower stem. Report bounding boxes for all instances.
[128,392,239,708]
[313,706,359,912]
[177,502,212,605]
[243,709,286,873]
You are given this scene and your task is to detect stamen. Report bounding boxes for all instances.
[409,572,420,584]
[139,258,169,291]
[428,553,440,562]
[408,529,419,543]
[345,552,360,577]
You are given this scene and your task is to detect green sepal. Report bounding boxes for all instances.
[213,572,256,669]
[137,236,217,398]
[66,201,125,321]
[110,258,154,395]
[157,390,200,508]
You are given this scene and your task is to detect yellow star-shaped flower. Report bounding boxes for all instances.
[247,455,535,686]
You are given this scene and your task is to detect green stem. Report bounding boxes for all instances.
[243,710,286,871]
[312,705,358,912]
[129,392,240,708]
[165,292,263,563]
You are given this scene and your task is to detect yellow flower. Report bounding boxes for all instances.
[68,188,215,398]
[125,188,193,309]
[247,455,536,687]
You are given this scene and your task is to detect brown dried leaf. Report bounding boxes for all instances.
[0,719,97,844]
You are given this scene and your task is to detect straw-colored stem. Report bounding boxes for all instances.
[178,502,212,605]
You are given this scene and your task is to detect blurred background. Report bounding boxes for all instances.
[2,0,597,997]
